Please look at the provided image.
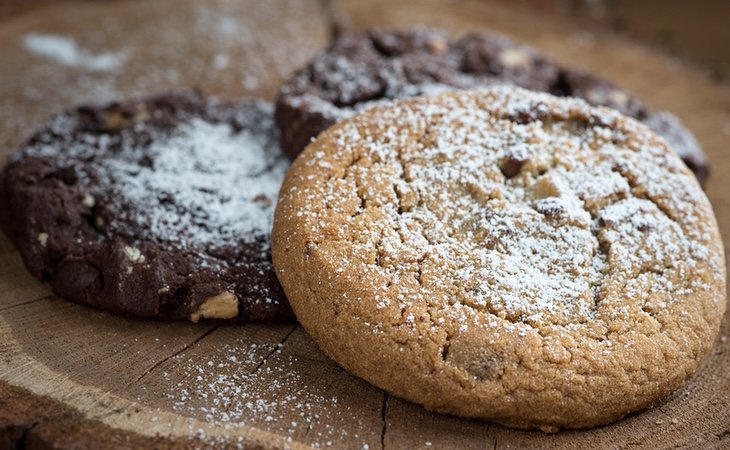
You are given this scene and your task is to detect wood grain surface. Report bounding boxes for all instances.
[0,0,728,448]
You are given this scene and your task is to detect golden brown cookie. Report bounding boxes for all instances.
[272,87,726,431]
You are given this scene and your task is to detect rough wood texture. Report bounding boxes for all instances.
[1,0,728,448]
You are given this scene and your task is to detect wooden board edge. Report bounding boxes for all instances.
[0,380,208,450]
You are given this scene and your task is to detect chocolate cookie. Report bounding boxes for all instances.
[275,29,709,184]
[272,87,726,430]
[0,93,293,322]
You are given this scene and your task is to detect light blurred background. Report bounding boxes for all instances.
[2,0,728,82]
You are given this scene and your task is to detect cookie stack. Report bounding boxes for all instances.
[1,29,725,431]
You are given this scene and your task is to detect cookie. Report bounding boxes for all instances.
[275,29,710,184]
[272,87,726,430]
[642,111,709,183]
[0,93,293,322]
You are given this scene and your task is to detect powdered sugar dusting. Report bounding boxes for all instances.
[134,327,382,448]
[105,118,287,248]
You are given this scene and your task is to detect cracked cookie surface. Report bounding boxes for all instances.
[0,93,292,322]
[275,28,709,184]
[272,87,726,430]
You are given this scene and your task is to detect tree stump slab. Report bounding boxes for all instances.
[0,0,728,448]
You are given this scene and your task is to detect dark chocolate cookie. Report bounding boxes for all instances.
[0,93,293,322]
[275,29,709,184]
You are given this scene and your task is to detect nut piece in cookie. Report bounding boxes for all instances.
[36,232,48,247]
[190,292,239,323]
[272,87,726,430]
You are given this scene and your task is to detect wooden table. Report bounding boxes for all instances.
[1,1,729,448]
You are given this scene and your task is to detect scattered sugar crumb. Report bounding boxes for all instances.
[22,33,128,72]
